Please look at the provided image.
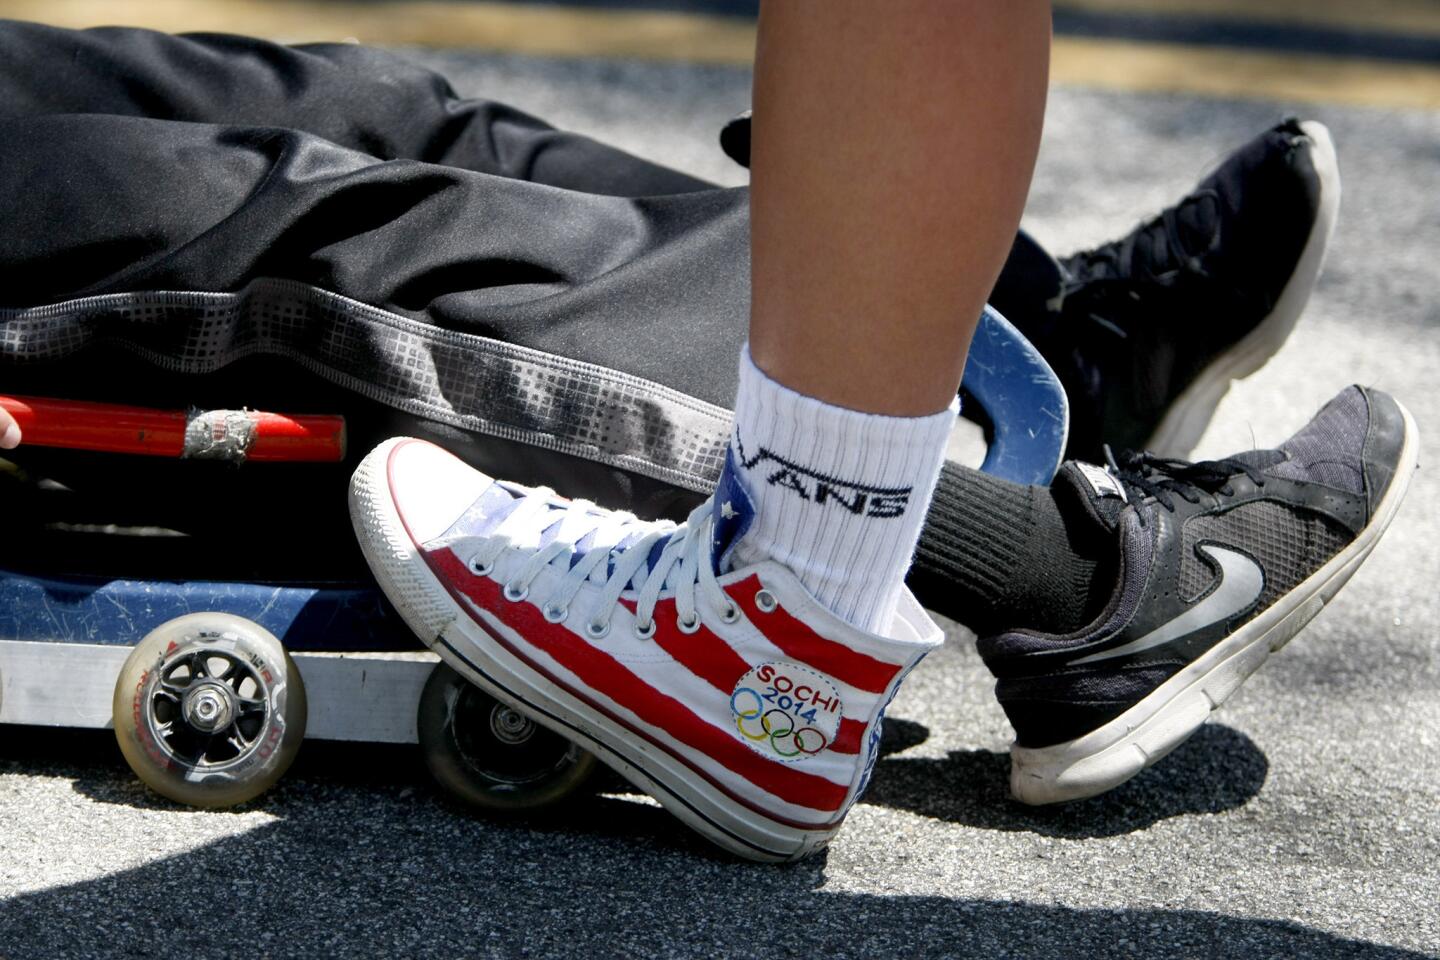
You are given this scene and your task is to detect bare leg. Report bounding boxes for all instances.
[729,1,1053,631]
[749,0,1051,416]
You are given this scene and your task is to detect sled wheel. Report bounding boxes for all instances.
[112,613,307,807]
[418,662,596,811]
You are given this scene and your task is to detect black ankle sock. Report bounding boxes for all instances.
[907,462,1117,635]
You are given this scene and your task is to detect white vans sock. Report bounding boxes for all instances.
[729,344,958,633]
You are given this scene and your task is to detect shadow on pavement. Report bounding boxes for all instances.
[0,771,1419,960]
[2,724,1417,958]
[865,723,1269,839]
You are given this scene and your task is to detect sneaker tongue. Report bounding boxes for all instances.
[1054,461,1130,533]
[710,447,757,571]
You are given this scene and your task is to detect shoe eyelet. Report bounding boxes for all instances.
[719,604,741,625]
[503,583,529,603]
[543,603,568,623]
[633,619,656,640]
[676,614,701,634]
[754,589,778,613]
[585,619,611,639]
[469,557,494,576]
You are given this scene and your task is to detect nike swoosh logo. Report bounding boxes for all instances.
[1070,545,1264,666]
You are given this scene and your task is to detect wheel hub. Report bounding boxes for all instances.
[488,703,537,745]
[182,680,237,733]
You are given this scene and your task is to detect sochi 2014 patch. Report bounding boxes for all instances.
[730,662,842,762]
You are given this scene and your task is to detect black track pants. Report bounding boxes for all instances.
[0,21,1058,608]
[0,20,753,506]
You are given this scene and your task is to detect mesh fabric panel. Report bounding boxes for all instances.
[1178,500,1352,604]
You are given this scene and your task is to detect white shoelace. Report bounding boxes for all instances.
[465,492,739,640]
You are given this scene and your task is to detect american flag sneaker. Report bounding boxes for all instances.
[349,438,944,861]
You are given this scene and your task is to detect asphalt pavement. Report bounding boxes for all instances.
[1,48,1437,959]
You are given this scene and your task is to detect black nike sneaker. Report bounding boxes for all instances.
[993,118,1341,465]
[976,385,1417,805]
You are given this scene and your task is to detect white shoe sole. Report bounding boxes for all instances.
[1011,399,1419,805]
[1145,120,1342,458]
[349,438,838,861]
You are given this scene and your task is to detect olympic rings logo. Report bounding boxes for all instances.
[730,687,829,758]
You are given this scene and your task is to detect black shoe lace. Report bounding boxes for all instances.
[1061,191,1222,336]
[1103,445,1265,514]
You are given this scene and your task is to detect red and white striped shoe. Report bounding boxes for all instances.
[349,437,943,861]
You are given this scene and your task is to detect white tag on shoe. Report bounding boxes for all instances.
[1075,462,1128,501]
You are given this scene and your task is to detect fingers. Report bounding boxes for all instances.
[0,410,21,449]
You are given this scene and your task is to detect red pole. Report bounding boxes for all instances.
[0,396,346,462]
